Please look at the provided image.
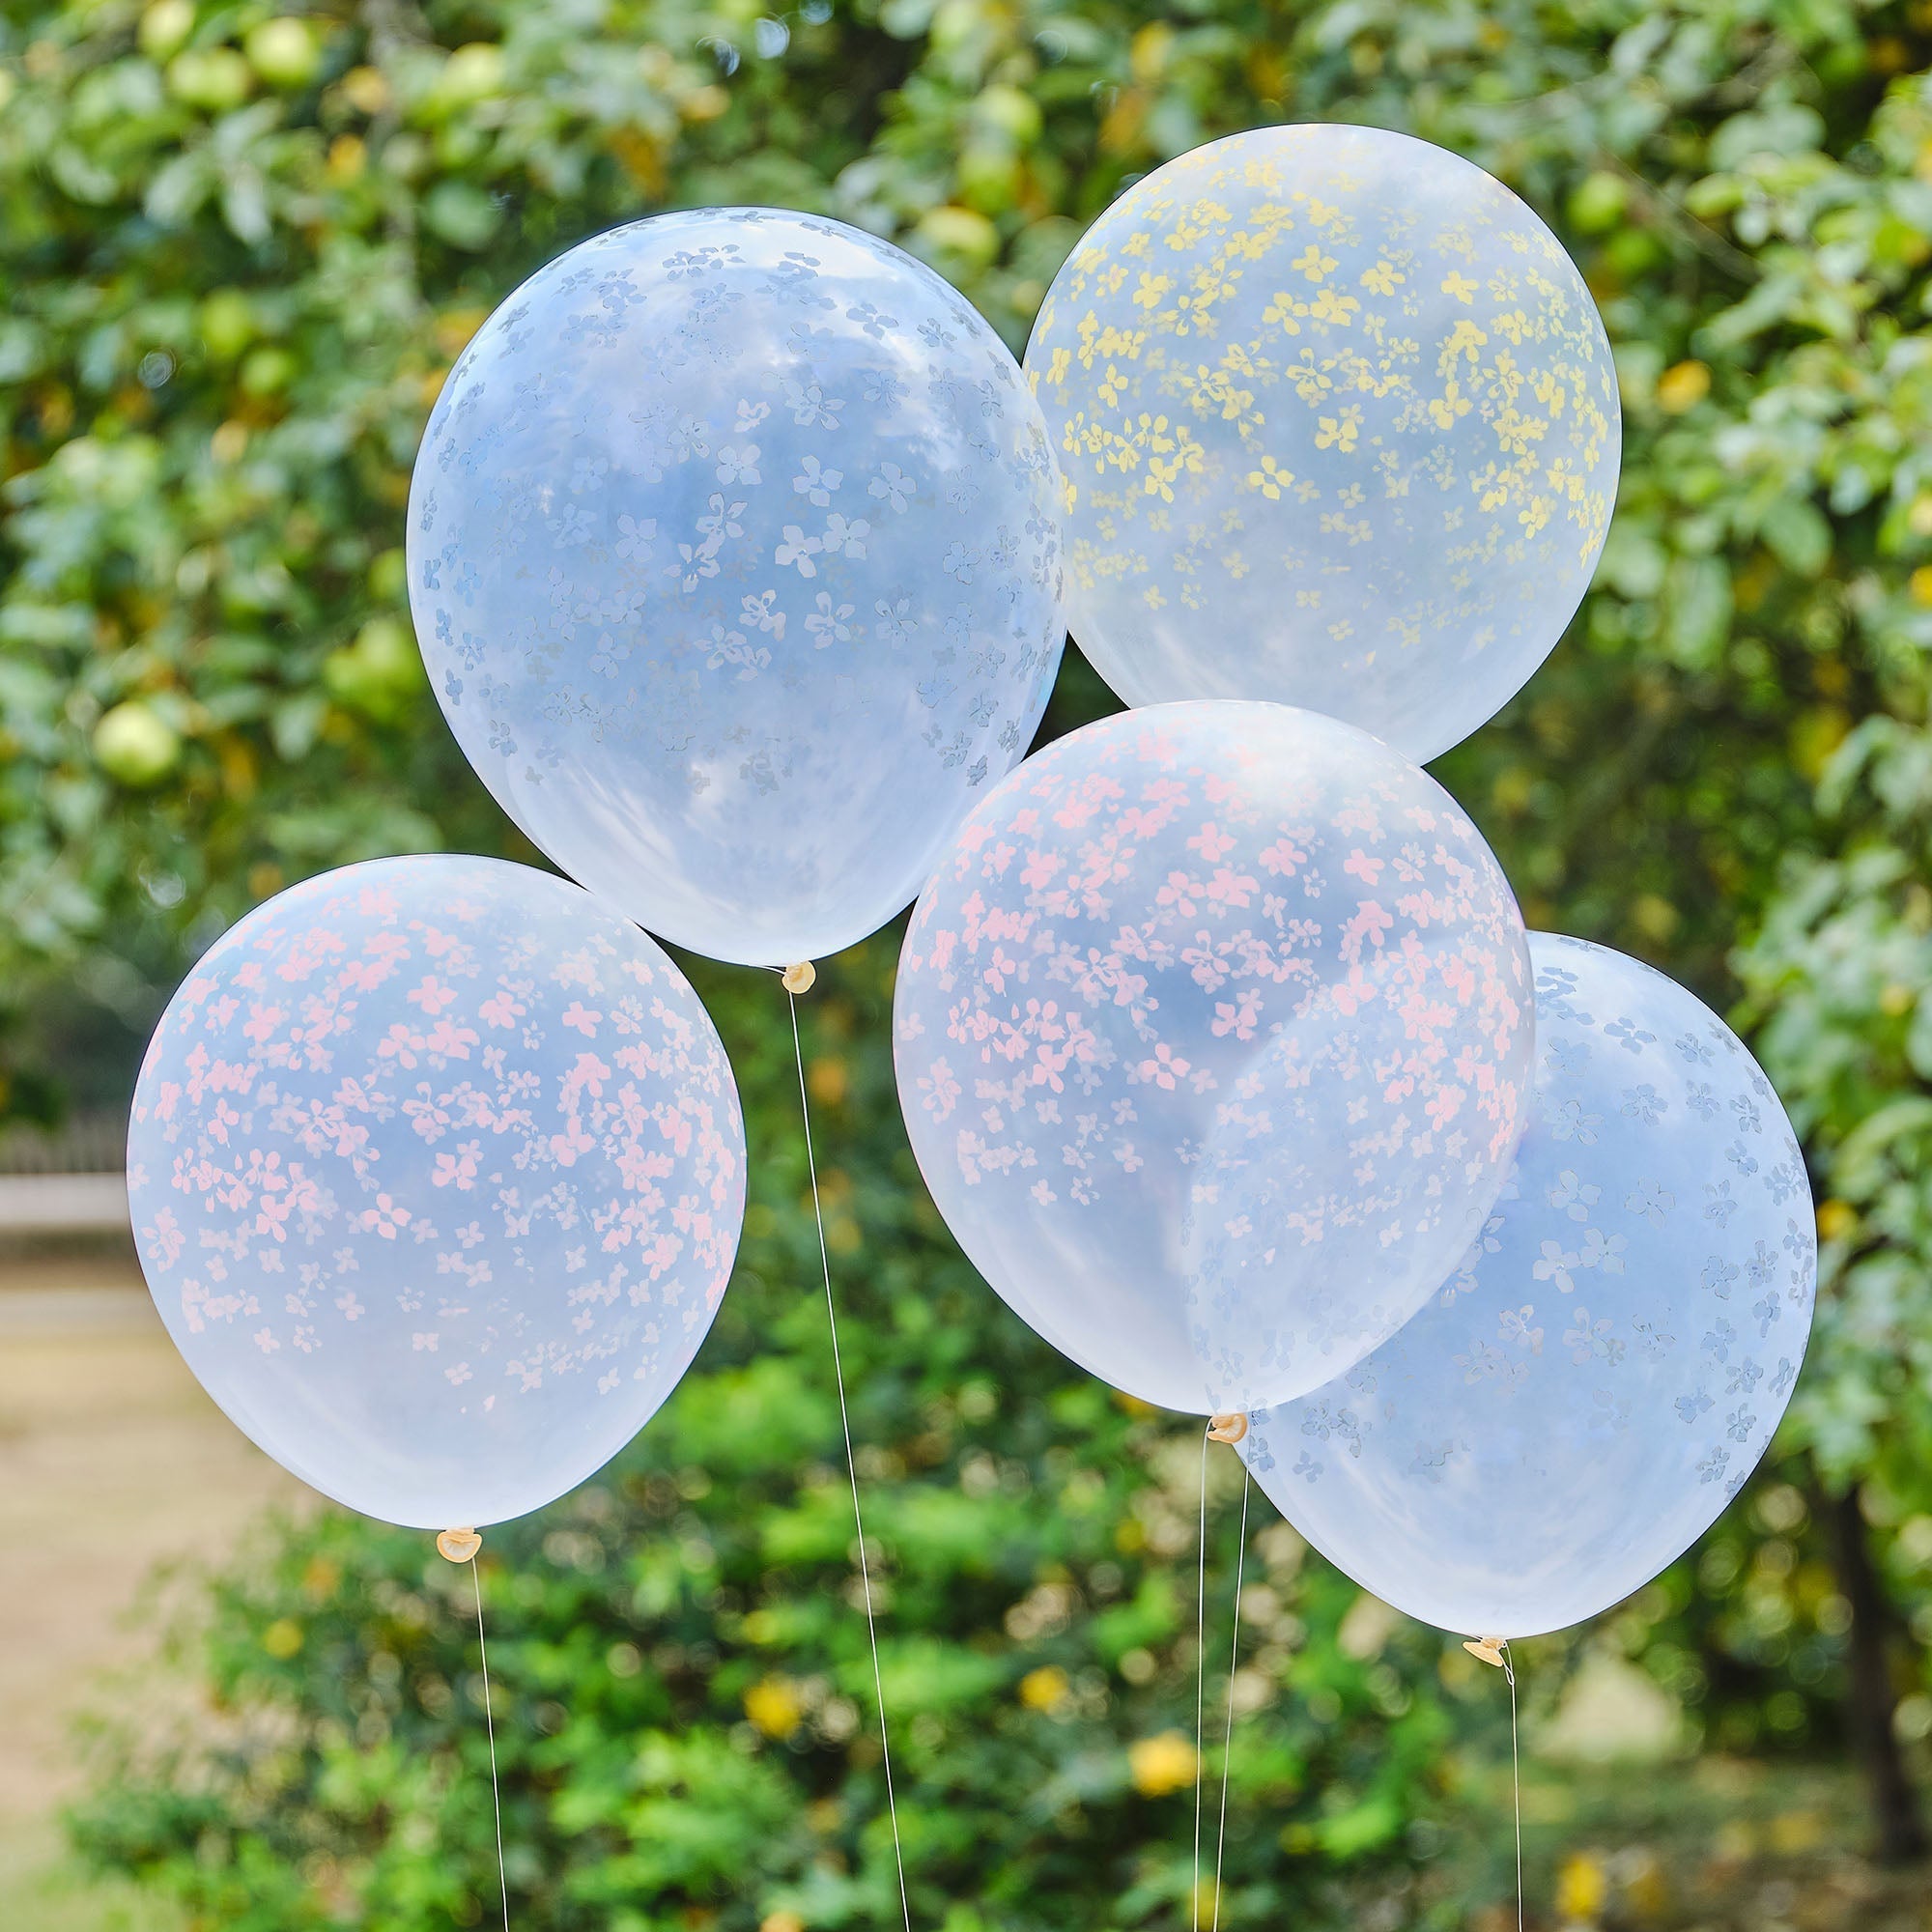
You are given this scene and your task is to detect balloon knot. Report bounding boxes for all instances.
[437,1526,482,1563]
[1207,1411,1249,1444]
[781,961,816,995]
[1463,1636,1507,1668]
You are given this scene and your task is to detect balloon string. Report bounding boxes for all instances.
[1193,1423,1209,1932]
[1209,1465,1249,1932]
[788,988,913,1932]
[469,1556,509,1932]
[1503,1641,1521,1932]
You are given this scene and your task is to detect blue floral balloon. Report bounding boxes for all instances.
[894,700,1534,1415]
[127,856,745,1530]
[410,209,1065,968]
[1240,934,1816,1638]
[1026,126,1619,762]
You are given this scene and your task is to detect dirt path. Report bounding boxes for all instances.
[0,1253,304,1926]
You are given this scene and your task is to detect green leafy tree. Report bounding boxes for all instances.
[7,0,1932,1905]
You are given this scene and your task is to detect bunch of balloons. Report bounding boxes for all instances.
[128,127,1812,1651]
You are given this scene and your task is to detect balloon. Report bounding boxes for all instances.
[127,855,745,1529]
[893,700,1534,1414]
[1025,125,1619,763]
[1239,933,1817,1639]
[410,208,1065,968]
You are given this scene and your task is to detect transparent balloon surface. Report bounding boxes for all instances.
[1241,934,1816,1638]
[894,700,1534,1413]
[1026,125,1620,762]
[411,208,1065,968]
[127,856,745,1529]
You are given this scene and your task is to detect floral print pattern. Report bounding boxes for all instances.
[127,856,745,1530]
[411,209,1065,968]
[894,700,1533,1414]
[1241,933,1815,1639]
[1025,126,1619,764]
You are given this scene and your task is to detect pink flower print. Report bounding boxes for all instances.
[358,1194,412,1239]
[562,1051,611,1107]
[144,1207,185,1267]
[433,1142,483,1190]
[253,1327,279,1352]
[554,947,603,990]
[1258,836,1308,877]
[1338,900,1394,963]
[356,884,400,918]
[985,947,1016,993]
[412,1332,440,1350]
[405,1092,452,1142]
[154,1080,181,1123]
[1344,850,1384,887]
[1211,991,1262,1040]
[377,1022,425,1067]
[1425,1083,1466,1129]
[1329,965,1379,1016]
[551,1119,594,1167]
[1205,867,1258,909]
[479,989,526,1029]
[424,1018,479,1060]
[1188,821,1236,865]
[1156,871,1202,917]
[445,1362,473,1386]
[242,1002,285,1044]
[335,1289,366,1320]
[562,1002,603,1037]
[342,934,408,992]
[408,975,458,1015]
[922,1058,962,1119]
[1137,1042,1191,1091]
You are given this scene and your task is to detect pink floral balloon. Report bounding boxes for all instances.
[893,701,1533,1412]
[127,856,744,1529]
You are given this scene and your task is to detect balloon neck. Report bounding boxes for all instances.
[1463,1636,1508,1668]
[1206,1411,1249,1444]
[437,1526,483,1563]
[781,961,816,995]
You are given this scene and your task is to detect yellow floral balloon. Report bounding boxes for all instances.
[1026,125,1620,762]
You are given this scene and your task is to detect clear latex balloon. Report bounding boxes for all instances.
[1026,125,1619,762]
[126,856,745,1530]
[893,700,1534,1413]
[410,208,1065,968]
[1240,934,1816,1638]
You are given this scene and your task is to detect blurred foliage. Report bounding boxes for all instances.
[7,0,1932,1917]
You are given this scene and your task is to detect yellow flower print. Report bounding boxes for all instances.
[1122,228,1152,259]
[1428,382,1471,431]
[1532,368,1568,415]
[1143,583,1168,610]
[1047,345,1071,388]
[1492,408,1546,458]
[1520,497,1551,536]
[1246,453,1294,499]
[1440,270,1479,303]
[1134,271,1172,311]
[1222,551,1250,580]
[1315,405,1363,453]
[1438,319,1489,371]
[1295,586,1322,609]
[1359,258,1404,297]
[1309,287,1361,327]
[1099,263,1130,298]
[1099,362,1128,409]
[1263,290,1309,336]
[1291,242,1339,281]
